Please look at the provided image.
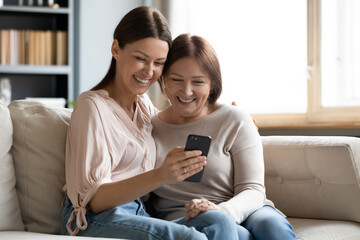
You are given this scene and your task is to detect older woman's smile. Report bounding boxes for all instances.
[178,97,195,103]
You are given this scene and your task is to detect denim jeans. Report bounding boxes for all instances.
[175,209,239,239]
[238,206,296,240]
[61,194,238,240]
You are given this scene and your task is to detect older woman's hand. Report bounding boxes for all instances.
[185,198,221,221]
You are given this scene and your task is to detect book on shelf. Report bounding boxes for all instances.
[39,30,46,65]
[28,30,35,65]
[0,29,68,66]
[56,31,67,65]
[1,30,11,65]
[45,31,56,65]
[10,29,17,65]
[17,30,25,65]
[0,30,6,65]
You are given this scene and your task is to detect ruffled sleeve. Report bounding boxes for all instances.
[138,93,158,118]
[65,93,112,235]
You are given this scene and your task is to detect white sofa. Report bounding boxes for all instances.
[1,99,360,240]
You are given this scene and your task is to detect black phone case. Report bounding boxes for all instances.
[184,134,211,182]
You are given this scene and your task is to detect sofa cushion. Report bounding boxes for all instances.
[262,136,360,223]
[289,217,360,240]
[9,100,72,234]
[0,100,24,231]
[0,231,126,240]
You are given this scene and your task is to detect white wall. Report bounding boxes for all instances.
[76,0,143,95]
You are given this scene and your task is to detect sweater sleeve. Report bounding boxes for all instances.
[218,110,265,224]
[65,94,112,235]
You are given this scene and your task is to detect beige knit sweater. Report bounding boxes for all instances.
[151,104,267,223]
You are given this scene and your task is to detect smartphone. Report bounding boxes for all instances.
[184,134,212,182]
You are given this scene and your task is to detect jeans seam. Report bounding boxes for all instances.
[201,226,210,239]
[135,199,142,215]
[88,218,164,240]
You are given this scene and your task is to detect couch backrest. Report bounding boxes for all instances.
[9,100,72,234]
[6,100,360,233]
[262,136,360,223]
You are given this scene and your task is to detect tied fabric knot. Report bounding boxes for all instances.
[66,206,88,236]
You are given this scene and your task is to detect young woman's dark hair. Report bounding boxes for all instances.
[160,34,222,104]
[92,6,172,90]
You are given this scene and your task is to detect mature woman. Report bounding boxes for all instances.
[151,33,296,240]
[61,6,239,240]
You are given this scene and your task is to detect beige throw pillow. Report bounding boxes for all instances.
[9,100,72,234]
[0,100,24,231]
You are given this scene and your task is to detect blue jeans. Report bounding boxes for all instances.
[61,194,238,240]
[176,210,239,239]
[238,206,296,240]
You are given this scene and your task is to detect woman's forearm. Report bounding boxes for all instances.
[218,188,265,223]
[89,168,165,213]
[89,149,206,213]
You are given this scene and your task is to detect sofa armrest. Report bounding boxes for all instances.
[262,136,360,222]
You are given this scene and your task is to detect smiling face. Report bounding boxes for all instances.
[112,37,169,98]
[164,57,213,124]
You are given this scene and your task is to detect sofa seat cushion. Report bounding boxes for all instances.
[289,218,360,240]
[0,231,125,240]
[9,100,72,234]
[0,100,24,231]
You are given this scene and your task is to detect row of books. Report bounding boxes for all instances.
[0,29,67,66]
[0,0,57,7]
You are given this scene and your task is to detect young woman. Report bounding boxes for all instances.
[151,33,297,240]
[61,6,239,240]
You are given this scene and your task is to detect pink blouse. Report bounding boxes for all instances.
[64,90,157,235]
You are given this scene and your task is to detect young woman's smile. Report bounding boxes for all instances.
[133,75,152,84]
[113,37,169,97]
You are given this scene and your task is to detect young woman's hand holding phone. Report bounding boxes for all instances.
[157,147,207,184]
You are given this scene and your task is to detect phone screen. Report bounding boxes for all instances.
[184,134,211,182]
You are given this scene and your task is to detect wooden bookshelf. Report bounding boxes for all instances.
[0,65,70,74]
[0,5,70,14]
[0,0,74,102]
